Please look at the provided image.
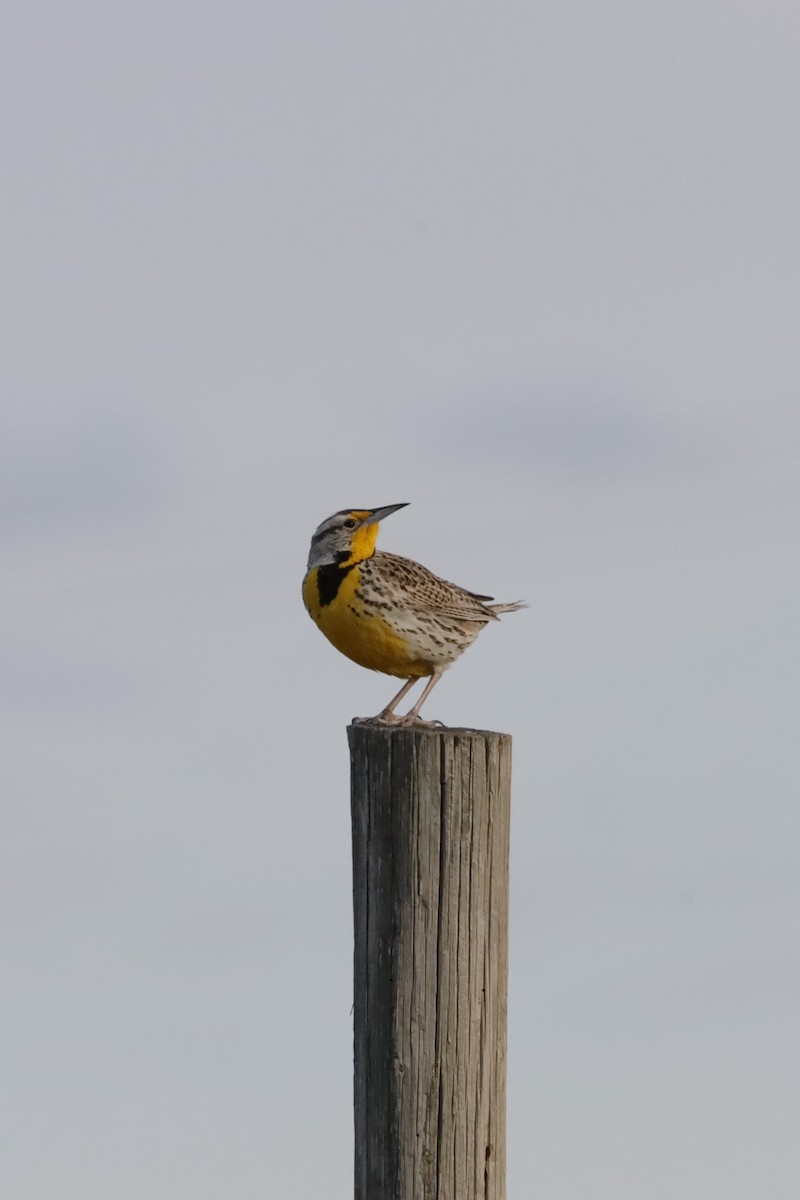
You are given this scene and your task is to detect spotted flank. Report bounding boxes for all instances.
[302,504,525,726]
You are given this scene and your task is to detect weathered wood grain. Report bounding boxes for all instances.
[348,724,512,1200]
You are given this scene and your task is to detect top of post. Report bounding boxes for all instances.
[347,722,512,744]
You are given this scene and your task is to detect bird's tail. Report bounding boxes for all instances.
[488,600,527,616]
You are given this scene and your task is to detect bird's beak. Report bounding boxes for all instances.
[363,503,409,526]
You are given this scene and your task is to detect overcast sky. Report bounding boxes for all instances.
[2,2,799,1197]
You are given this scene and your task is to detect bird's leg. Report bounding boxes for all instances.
[354,677,419,724]
[397,671,444,726]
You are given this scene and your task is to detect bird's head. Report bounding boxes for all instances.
[306,503,408,570]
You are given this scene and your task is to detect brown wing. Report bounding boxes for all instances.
[369,552,499,623]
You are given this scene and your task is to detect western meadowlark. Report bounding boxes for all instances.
[302,503,525,724]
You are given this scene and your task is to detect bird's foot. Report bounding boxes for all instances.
[352,712,446,728]
[396,713,446,728]
[352,711,406,726]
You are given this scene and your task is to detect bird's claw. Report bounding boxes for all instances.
[353,713,446,728]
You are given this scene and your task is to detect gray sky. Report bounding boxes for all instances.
[2,2,799,1196]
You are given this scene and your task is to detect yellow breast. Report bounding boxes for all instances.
[302,563,431,678]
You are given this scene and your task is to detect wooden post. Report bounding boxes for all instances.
[348,724,512,1200]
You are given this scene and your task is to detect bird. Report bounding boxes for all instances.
[302,503,525,725]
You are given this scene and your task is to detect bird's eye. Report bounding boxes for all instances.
[343,518,357,529]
